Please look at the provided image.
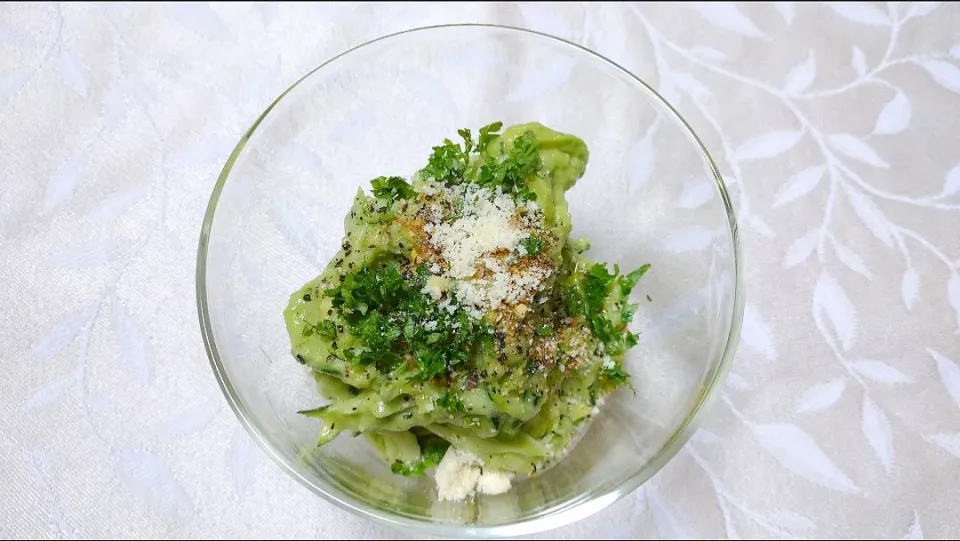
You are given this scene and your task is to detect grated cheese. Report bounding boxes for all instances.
[428,186,525,279]
[435,448,513,501]
[422,276,451,300]
[475,469,513,495]
[417,181,554,314]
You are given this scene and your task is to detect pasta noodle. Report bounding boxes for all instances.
[284,122,649,479]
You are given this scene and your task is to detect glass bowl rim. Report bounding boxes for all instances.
[195,22,744,538]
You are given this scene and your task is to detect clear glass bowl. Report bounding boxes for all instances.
[197,24,742,538]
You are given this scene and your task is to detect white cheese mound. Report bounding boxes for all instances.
[454,266,550,311]
[422,275,450,300]
[475,468,513,495]
[435,448,513,501]
[428,187,525,279]
[422,182,550,312]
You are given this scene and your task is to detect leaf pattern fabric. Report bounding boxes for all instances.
[1,2,958,539]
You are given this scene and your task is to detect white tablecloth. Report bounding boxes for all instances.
[2,2,959,539]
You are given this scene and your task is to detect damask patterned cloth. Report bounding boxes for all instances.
[2,2,958,539]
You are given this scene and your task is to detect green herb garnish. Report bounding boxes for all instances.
[326,262,490,379]
[566,261,650,367]
[422,130,474,183]
[619,264,651,296]
[477,130,542,198]
[436,392,466,413]
[519,236,544,256]
[302,319,338,338]
[601,363,631,386]
[477,121,502,154]
[535,325,553,336]
[371,176,416,202]
[390,437,450,476]
[420,122,541,201]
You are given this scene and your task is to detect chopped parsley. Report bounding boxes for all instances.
[582,263,618,345]
[302,319,337,338]
[327,264,404,317]
[601,363,631,387]
[519,236,544,256]
[584,263,616,311]
[423,138,469,183]
[564,261,651,378]
[436,392,466,413]
[325,262,490,379]
[477,121,502,153]
[318,320,337,337]
[371,176,416,202]
[619,264,651,296]
[390,436,450,476]
[457,128,475,154]
[535,325,553,336]
[419,121,541,200]
[348,311,402,368]
[477,131,541,200]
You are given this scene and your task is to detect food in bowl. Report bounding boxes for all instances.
[283,121,651,501]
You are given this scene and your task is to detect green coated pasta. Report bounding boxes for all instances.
[285,122,650,479]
